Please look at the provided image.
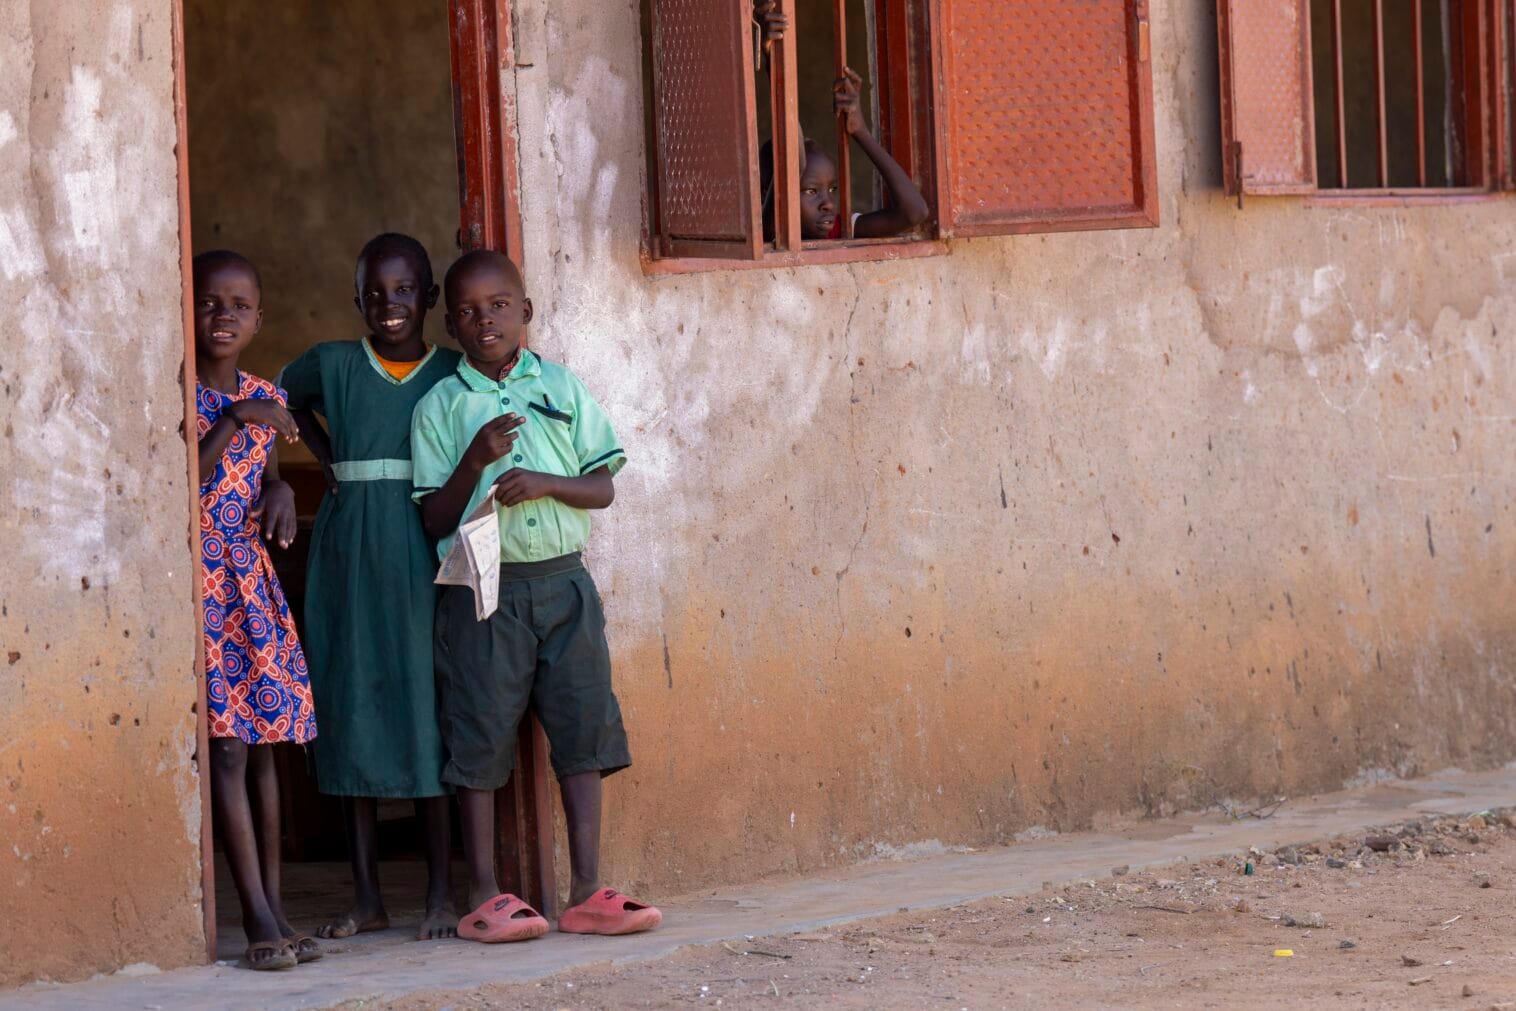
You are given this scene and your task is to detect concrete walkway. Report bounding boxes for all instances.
[7,765,1516,1010]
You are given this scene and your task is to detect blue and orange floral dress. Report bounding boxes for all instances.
[197,373,316,745]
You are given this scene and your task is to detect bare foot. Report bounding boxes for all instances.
[417,904,460,941]
[316,907,390,939]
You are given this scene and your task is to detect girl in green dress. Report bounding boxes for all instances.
[281,234,463,941]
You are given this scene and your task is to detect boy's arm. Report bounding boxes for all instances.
[492,467,614,510]
[835,68,929,239]
[417,414,525,539]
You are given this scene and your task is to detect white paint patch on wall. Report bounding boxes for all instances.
[6,20,180,583]
[0,208,46,281]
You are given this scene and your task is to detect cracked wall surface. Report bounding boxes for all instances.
[512,0,1516,899]
[0,0,203,989]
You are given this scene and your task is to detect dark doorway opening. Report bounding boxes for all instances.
[180,0,552,961]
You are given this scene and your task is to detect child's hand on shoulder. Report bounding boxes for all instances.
[253,480,298,550]
[230,399,301,444]
[492,468,558,507]
[464,414,525,472]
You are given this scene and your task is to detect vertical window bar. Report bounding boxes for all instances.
[1374,0,1390,185]
[770,0,802,250]
[834,0,853,237]
[1415,0,1428,185]
[1333,0,1349,186]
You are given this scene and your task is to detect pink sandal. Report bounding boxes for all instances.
[557,888,663,935]
[457,893,550,943]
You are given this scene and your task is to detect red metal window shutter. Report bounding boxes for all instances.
[932,0,1159,236]
[648,0,762,259]
[1216,0,1316,195]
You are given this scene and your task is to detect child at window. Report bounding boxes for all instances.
[411,250,661,942]
[279,234,464,943]
[754,0,928,240]
[193,250,321,971]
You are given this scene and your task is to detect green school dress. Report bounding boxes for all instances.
[279,339,462,798]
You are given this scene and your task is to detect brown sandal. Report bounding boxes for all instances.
[242,940,297,971]
[286,933,323,963]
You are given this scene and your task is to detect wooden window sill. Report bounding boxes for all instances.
[641,238,947,276]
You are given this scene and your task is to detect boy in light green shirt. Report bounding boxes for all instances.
[410,250,660,942]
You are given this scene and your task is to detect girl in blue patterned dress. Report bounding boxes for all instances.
[193,250,320,971]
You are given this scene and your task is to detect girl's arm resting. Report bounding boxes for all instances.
[291,409,334,467]
[260,445,298,549]
[291,409,338,494]
[850,126,930,239]
[197,414,239,482]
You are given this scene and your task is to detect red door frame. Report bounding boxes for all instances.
[170,0,555,963]
[448,0,558,920]
[169,0,217,964]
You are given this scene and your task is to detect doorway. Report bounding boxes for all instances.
[176,0,551,960]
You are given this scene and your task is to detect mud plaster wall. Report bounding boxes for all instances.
[0,0,203,989]
[512,0,1516,902]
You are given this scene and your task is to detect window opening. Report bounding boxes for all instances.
[643,0,1157,268]
[759,0,927,246]
[1309,0,1485,190]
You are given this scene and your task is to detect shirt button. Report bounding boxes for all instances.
[526,517,537,527]
[514,454,523,463]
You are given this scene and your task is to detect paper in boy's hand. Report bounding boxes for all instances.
[434,495,500,620]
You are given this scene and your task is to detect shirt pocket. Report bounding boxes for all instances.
[528,401,574,425]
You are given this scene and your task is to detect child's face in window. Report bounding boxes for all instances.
[800,151,840,240]
[445,258,533,370]
[194,262,262,362]
[355,253,438,352]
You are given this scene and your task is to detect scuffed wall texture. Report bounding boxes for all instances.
[512,0,1516,901]
[185,0,459,393]
[0,0,202,989]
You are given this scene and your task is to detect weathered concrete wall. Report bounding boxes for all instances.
[6,0,1516,989]
[0,0,203,989]
[185,0,458,388]
[512,0,1516,901]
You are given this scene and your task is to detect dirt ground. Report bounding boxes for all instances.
[342,810,1516,1009]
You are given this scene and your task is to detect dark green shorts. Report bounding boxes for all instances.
[434,553,631,790]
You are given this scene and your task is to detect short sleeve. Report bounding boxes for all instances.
[567,375,626,476]
[277,345,324,413]
[410,393,456,502]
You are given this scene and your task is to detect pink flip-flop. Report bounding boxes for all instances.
[557,888,663,935]
[457,893,550,943]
